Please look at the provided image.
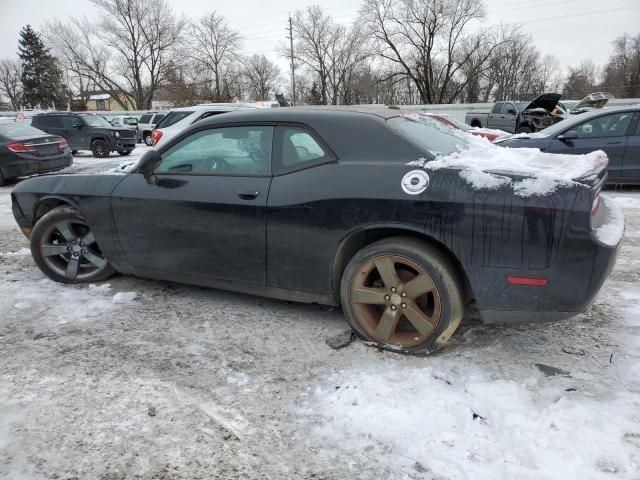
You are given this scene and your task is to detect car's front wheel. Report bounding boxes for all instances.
[91,139,109,158]
[117,149,132,156]
[30,206,115,284]
[340,237,464,355]
[143,133,153,146]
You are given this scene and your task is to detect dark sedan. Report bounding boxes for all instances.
[0,121,72,186]
[497,106,640,183]
[11,107,622,354]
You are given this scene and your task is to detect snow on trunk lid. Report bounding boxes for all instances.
[409,144,609,197]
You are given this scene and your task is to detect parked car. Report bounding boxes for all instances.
[151,103,267,149]
[137,112,166,145]
[496,106,640,184]
[556,92,614,116]
[466,100,526,132]
[11,107,621,354]
[416,112,508,141]
[110,115,139,129]
[31,112,136,158]
[0,121,72,186]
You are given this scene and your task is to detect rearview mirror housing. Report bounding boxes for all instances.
[558,130,579,141]
[137,149,162,183]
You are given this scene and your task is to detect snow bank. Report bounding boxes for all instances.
[308,363,640,479]
[414,144,608,197]
[594,198,625,246]
[112,291,138,304]
[613,196,640,210]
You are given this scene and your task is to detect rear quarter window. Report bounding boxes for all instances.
[152,113,165,124]
[139,114,152,124]
[155,111,194,129]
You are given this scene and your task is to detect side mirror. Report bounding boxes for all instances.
[137,149,162,183]
[72,122,81,129]
[507,109,517,115]
[558,130,579,141]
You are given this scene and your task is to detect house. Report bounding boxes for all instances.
[79,90,136,111]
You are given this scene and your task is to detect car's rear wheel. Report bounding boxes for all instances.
[143,133,152,146]
[91,139,109,158]
[517,126,532,134]
[118,149,132,156]
[71,150,78,155]
[30,207,115,284]
[340,237,464,354]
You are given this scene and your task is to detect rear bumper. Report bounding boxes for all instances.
[470,197,622,324]
[109,139,136,151]
[1,154,73,178]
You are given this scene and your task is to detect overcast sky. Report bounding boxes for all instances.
[1,0,639,77]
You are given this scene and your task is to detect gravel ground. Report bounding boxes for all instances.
[1,149,639,479]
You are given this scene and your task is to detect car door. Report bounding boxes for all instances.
[62,116,85,149]
[500,102,518,133]
[487,103,504,130]
[547,111,633,180]
[110,124,273,284]
[623,112,640,179]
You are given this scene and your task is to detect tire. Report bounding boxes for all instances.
[340,237,464,355]
[144,133,153,146]
[117,149,132,156]
[517,126,532,134]
[91,139,109,158]
[30,206,115,284]
[71,150,78,155]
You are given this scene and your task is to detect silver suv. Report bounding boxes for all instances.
[137,112,166,145]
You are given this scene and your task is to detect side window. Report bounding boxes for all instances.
[152,114,165,124]
[504,103,517,115]
[139,114,152,124]
[573,112,633,139]
[280,127,330,168]
[491,103,503,114]
[62,116,78,128]
[112,118,120,125]
[634,114,640,136]
[154,126,273,176]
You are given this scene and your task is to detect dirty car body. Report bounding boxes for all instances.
[11,107,622,351]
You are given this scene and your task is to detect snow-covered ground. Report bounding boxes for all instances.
[0,150,639,479]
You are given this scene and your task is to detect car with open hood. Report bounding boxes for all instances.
[11,107,622,354]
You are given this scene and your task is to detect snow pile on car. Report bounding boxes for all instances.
[409,144,608,197]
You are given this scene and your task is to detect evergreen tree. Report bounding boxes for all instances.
[18,25,68,109]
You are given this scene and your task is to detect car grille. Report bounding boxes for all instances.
[118,129,136,139]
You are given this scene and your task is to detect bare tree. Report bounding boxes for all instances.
[360,0,498,104]
[602,32,640,98]
[45,0,185,110]
[189,11,243,102]
[242,54,281,100]
[563,60,598,99]
[0,59,23,110]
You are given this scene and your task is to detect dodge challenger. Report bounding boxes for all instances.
[10,107,623,354]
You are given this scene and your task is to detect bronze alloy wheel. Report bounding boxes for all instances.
[349,254,442,348]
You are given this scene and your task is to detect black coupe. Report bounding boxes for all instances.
[11,107,622,354]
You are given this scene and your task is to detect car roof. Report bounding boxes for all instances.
[195,105,403,127]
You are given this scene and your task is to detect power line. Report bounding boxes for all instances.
[287,14,296,106]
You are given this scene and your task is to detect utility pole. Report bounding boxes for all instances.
[287,14,296,106]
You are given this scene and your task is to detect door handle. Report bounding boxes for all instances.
[237,189,260,200]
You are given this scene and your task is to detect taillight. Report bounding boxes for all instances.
[57,138,68,149]
[591,194,600,215]
[6,142,35,153]
[151,130,163,146]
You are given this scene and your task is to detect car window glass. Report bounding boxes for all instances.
[124,117,138,126]
[0,122,47,139]
[491,103,503,114]
[155,126,273,176]
[573,112,633,139]
[62,116,79,128]
[112,118,120,125]
[635,116,640,136]
[281,128,328,166]
[139,114,152,123]
[155,111,194,129]
[505,103,516,115]
[152,114,165,124]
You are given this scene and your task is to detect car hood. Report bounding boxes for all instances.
[572,92,614,112]
[523,93,562,113]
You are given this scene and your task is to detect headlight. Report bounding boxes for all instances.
[111,131,120,138]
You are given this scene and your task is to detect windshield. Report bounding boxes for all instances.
[388,115,472,158]
[155,111,194,129]
[0,122,47,139]
[82,115,112,128]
